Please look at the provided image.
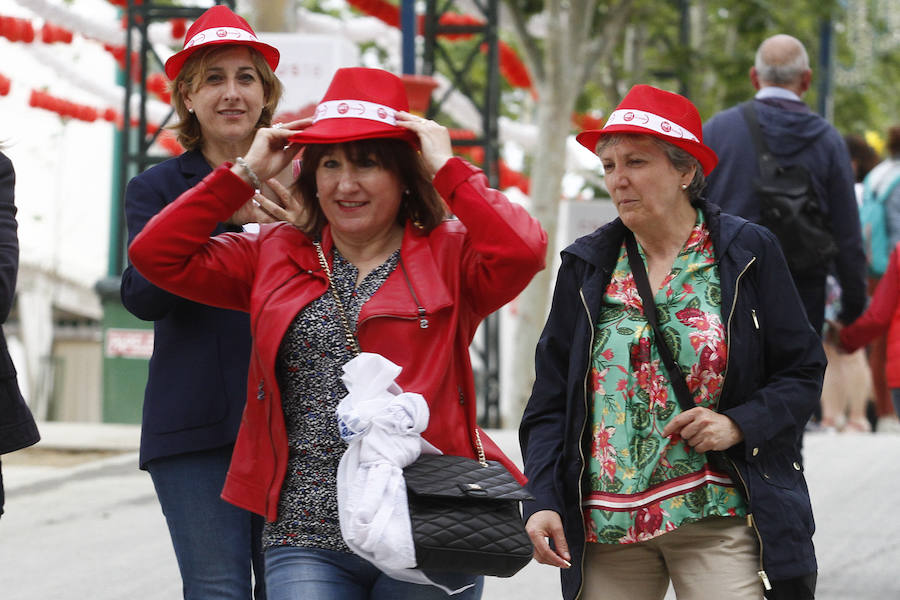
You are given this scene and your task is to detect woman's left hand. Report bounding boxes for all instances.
[395,111,453,177]
[227,177,306,226]
[255,177,307,228]
[662,407,744,453]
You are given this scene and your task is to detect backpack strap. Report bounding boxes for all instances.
[863,166,900,207]
[740,100,828,176]
[740,102,778,180]
[740,101,771,155]
[877,170,900,204]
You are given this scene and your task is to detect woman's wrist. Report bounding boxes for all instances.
[235,156,262,192]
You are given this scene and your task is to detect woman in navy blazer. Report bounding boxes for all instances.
[0,149,40,519]
[120,6,299,599]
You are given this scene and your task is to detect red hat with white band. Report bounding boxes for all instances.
[287,67,418,146]
[576,84,718,175]
[164,5,279,81]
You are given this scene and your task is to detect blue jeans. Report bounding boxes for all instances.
[147,446,266,599]
[890,388,900,417]
[264,546,484,600]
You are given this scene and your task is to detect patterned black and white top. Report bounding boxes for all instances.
[262,246,401,551]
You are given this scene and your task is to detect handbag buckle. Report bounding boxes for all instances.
[459,482,488,497]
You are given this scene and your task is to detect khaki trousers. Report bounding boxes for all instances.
[582,516,764,600]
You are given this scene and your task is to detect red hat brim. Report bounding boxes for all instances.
[164,38,279,81]
[577,126,718,176]
[287,119,419,147]
[577,84,718,176]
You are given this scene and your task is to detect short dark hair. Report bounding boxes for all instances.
[843,134,880,182]
[169,45,282,151]
[595,133,707,205]
[888,126,900,158]
[296,139,449,237]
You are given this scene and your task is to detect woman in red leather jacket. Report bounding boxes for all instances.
[129,67,547,599]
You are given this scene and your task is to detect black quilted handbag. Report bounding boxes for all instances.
[403,445,535,577]
[314,242,533,577]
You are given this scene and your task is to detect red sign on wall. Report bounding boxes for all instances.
[105,328,154,359]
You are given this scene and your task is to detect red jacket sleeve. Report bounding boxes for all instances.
[128,165,260,312]
[432,157,548,318]
[841,243,900,352]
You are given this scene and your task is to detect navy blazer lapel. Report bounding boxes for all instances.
[177,149,213,188]
[176,150,238,236]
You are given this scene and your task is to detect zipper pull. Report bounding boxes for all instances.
[751,309,760,329]
[758,570,772,591]
[417,307,428,329]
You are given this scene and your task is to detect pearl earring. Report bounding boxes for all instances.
[188,108,194,114]
[681,183,688,190]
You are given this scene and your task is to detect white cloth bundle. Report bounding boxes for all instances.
[336,353,470,593]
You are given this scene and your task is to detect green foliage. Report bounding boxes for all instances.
[596,524,628,543]
[630,398,651,429]
[705,283,721,307]
[570,0,898,135]
[505,0,545,19]
[629,433,660,469]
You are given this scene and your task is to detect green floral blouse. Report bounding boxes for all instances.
[584,210,747,545]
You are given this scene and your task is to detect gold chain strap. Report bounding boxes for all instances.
[313,241,361,356]
[315,241,486,467]
[473,428,488,468]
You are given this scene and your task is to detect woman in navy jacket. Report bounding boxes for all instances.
[520,86,824,600]
[0,150,39,519]
[119,6,295,599]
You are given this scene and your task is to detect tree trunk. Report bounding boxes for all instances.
[249,0,294,32]
[501,28,582,422]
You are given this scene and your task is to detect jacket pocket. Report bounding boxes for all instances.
[751,450,803,490]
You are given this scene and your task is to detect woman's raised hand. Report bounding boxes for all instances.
[227,119,311,226]
[395,111,454,177]
[235,118,311,184]
[254,177,307,228]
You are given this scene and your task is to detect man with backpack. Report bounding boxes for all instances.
[702,34,866,337]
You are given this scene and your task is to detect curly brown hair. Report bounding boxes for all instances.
[168,45,283,151]
[296,139,449,237]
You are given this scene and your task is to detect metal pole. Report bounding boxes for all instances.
[817,17,834,120]
[401,0,416,74]
[678,0,690,98]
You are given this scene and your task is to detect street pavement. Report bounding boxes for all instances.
[1,423,898,599]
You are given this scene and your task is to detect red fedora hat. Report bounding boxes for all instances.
[288,68,418,146]
[164,5,279,81]
[576,84,718,175]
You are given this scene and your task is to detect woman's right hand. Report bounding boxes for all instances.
[395,111,454,177]
[232,118,311,185]
[825,319,845,352]
[525,510,572,569]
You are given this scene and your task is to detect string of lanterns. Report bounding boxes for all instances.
[3,1,600,186]
[22,84,183,155]
[343,0,533,91]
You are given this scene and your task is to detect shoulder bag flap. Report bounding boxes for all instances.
[404,454,534,501]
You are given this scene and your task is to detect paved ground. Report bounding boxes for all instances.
[1,423,898,599]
